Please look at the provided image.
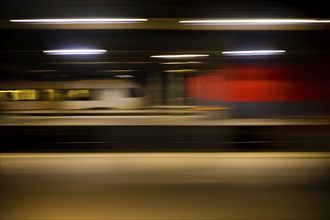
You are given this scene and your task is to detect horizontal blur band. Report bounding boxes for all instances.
[151,54,209,59]
[10,18,148,24]
[43,49,107,55]
[222,50,286,56]
[179,19,330,25]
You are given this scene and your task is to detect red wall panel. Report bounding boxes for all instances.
[186,64,324,102]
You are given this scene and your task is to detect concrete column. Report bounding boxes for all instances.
[167,73,184,106]
[145,72,162,106]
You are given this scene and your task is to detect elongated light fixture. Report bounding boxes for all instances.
[44,49,107,55]
[165,69,198,73]
[179,19,330,25]
[161,61,202,64]
[114,75,134,78]
[0,90,22,93]
[10,18,148,24]
[222,50,286,56]
[151,54,209,59]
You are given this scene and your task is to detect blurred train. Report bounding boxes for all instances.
[0,79,147,110]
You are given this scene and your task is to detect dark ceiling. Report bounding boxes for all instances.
[1,0,329,80]
[1,0,329,19]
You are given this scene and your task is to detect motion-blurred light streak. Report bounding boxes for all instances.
[10,18,148,24]
[43,49,107,55]
[151,54,209,59]
[179,19,330,25]
[222,50,286,56]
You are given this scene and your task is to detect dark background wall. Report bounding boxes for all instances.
[185,63,329,117]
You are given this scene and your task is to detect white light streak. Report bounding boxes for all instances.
[179,19,330,25]
[222,50,286,56]
[114,75,134,78]
[161,61,202,64]
[164,69,198,73]
[46,61,151,64]
[107,70,137,73]
[10,18,148,24]
[151,54,209,59]
[43,49,107,55]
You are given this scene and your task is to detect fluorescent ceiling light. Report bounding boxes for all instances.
[161,61,202,64]
[0,90,22,93]
[47,61,151,64]
[179,19,330,25]
[165,69,198,73]
[44,49,107,55]
[222,50,286,56]
[114,75,134,78]
[151,54,209,59]
[26,70,58,73]
[10,18,148,24]
[105,70,138,73]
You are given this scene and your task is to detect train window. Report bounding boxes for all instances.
[61,89,95,101]
[38,89,60,101]
[128,88,145,98]
[0,89,37,101]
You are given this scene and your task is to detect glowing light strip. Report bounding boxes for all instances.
[10,18,148,24]
[179,19,330,25]
[44,49,107,55]
[161,61,202,64]
[26,69,58,73]
[222,50,286,56]
[114,75,134,78]
[46,61,151,64]
[0,90,22,93]
[165,69,198,73]
[105,70,138,72]
[151,54,209,59]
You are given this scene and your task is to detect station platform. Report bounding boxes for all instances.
[1,106,329,126]
[1,116,329,126]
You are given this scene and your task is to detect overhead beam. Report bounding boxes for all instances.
[1,18,330,30]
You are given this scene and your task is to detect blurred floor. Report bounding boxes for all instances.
[1,115,329,126]
[1,153,329,220]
